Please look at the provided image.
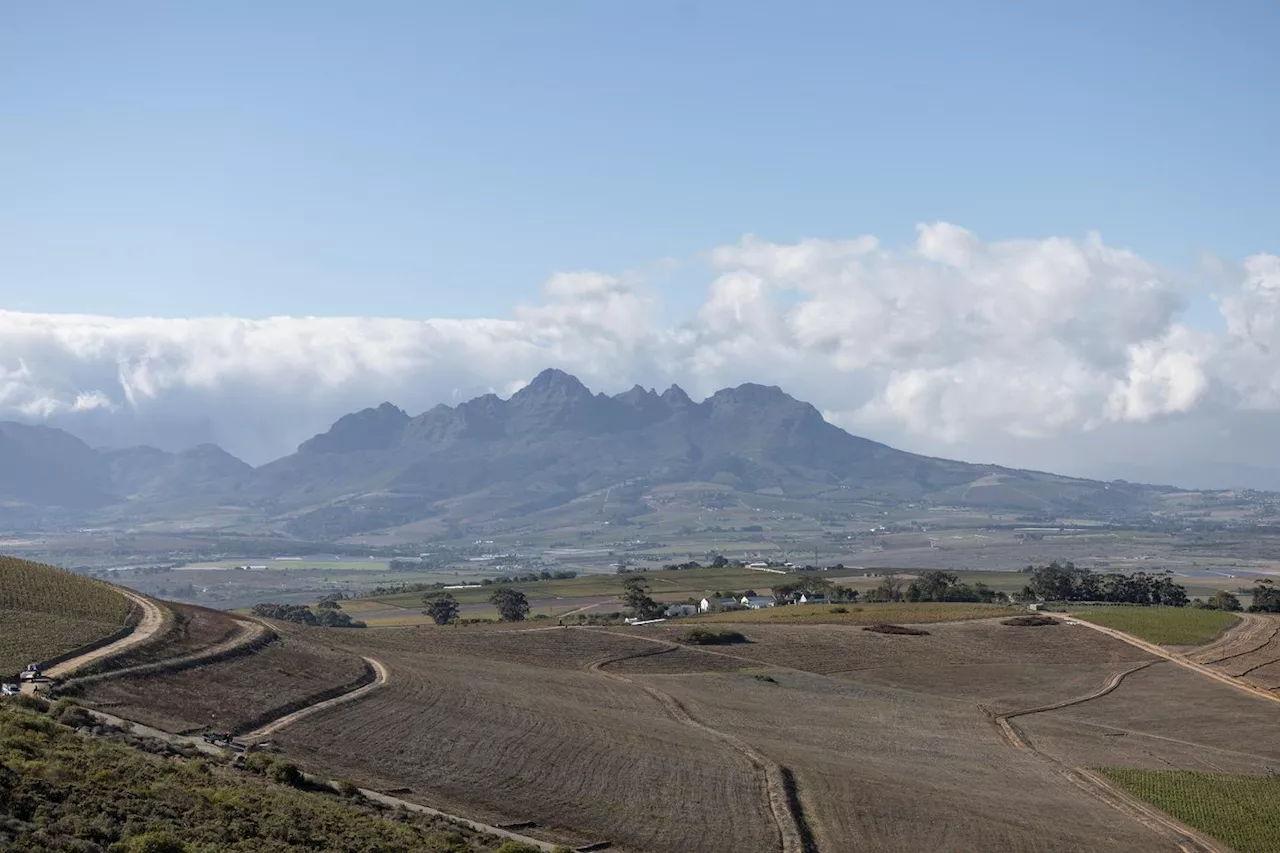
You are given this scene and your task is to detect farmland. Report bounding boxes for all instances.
[0,556,135,675]
[1072,606,1241,645]
[1098,769,1280,853]
[209,615,1263,852]
[78,626,372,734]
[17,567,1279,852]
[1191,613,1280,691]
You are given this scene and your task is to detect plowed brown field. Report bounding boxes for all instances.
[103,613,1280,853]
[81,627,369,734]
[242,619,1252,852]
[1190,613,1280,692]
[272,628,778,852]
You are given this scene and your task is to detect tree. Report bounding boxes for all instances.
[905,571,958,602]
[1248,579,1280,613]
[868,571,905,602]
[422,592,460,625]
[710,554,729,569]
[831,584,859,603]
[489,588,530,622]
[316,599,341,612]
[1206,590,1242,612]
[621,577,661,618]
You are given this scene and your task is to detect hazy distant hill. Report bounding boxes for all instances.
[0,369,1175,536]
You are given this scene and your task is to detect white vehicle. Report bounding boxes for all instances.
[19,664,42,682]
[1,684,20,696]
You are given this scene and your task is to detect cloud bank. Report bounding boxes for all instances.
[3,223,1278,487]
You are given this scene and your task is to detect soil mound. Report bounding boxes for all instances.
[1001,615,1059,627]
[862,624,931,636]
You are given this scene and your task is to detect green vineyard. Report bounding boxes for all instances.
[0,556,134,675]
[1099,768,1280,853]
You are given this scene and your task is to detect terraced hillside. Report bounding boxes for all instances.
[0,556,135,676]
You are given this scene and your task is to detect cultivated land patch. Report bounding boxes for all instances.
[76,601,242,675]
[1098,769,1280,853]
[0,611,125,675]
[239,619,1240,852]
[1016,662,1280,775]
[695,601,1019,626]
[1072,606,1241,646]
[78,627,370,734]
[0,556,135,674]
[271,628,780,853]
[1189,614,1280,691]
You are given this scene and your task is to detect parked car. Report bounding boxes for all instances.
[1,684,21,696]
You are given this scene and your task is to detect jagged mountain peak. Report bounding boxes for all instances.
[512,368,593,402]
[298,402,409,454]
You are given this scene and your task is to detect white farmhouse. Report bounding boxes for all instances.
[740,595,775,609]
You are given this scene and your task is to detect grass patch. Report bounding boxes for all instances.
[1098,768,1280,853]
[1072,606,1239,645]
[697,602,1019,626]
[680,628,749,645]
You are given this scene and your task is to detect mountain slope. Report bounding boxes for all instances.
[261,369,1168,538]
[0,369,1175,536]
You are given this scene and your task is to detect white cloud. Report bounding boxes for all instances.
[1,224,1278,485]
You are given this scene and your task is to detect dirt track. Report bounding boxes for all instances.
[45,590,165,678]
[1062,614,1280,706]
[244,656,389,740]
[586,641,807,853]
[1187,613,1279,665]
[989,661,1222,853]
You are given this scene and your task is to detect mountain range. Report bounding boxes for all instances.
[0,369,1181,538]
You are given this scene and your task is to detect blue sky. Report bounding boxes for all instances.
[2,1,1278,325]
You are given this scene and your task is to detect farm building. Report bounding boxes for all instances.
[798,593,827,605]
[740,595,776,609]
[700,597,740,613]
[664,603,698,618]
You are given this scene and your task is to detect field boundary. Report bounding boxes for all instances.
[1058,614,1280,707]
[43,590,166,680]
[242,656,389,741]
[988,661,1225,853]
[586,638,810,853]
[1191,614,1278,665]
[58,617,275,692]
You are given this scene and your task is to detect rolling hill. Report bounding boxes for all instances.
[0,369,1175,538]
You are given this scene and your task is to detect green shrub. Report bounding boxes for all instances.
[119,831,188,853]
[268,759,305,786]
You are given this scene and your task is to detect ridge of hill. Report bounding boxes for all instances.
[0,369,1184,538]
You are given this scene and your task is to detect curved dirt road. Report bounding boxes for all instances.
[45,589,166,679]
[243,657,389,740]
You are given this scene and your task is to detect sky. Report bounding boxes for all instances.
[2,2,1280,486]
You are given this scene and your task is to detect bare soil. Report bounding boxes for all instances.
[80,627,369,734]
[1017,661,1280,776]
[270,628,779,853]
